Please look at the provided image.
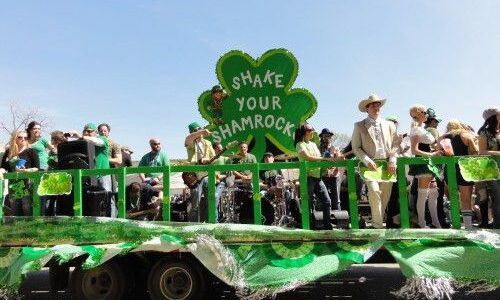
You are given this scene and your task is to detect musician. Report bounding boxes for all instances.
[138,137,169,200]
[232,142,257,187]
[260,152,283,188]
[184,122,215,222]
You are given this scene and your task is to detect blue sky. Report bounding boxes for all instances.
[1,0,499,159]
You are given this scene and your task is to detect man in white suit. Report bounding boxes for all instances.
[352,95,399,228]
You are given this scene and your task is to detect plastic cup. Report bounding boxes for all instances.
[440,139,454,156]
[16,159,26,169]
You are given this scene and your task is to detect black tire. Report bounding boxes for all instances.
[70,260,127,300]
[147,256,206,300]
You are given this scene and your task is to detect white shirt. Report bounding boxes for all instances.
[366,117,387,160]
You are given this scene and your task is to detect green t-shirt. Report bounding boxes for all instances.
[239,153,257,176]
[31,137,50,170]
[296,141,321,178]
[95,135,110,171]
[139,151,169,178]
[213,155,232,177]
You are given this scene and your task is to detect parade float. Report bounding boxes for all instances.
[0,49,499,300]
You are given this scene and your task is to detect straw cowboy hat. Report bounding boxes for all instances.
[358,94,386,112]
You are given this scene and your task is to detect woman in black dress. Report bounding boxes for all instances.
[438,119,478,229]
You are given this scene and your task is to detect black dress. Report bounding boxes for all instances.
[444,134,474,186]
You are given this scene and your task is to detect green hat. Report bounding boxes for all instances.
[385,115,399,123]
[84,123,97,131]
[211,85,223,93]
[188,122,201,133]
[425,108,442,123]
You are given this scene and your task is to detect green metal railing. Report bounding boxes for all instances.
[1,156,498,229]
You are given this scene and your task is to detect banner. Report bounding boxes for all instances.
[198,49,317,160]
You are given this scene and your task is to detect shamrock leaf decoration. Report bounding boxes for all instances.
[458,157,499,182]
[198,49,317,160]
[37,172,73,196]
[9,180,29,200]
[358,161,397,182]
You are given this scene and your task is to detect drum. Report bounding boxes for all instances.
[239,192,281,226]
[275,175,284,188]
[235,189,253,224]
[171,198,188,222]
[267,186,284,199]
[261,197,275,225]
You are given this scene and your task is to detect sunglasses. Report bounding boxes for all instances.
[17,136,27,140]
[152,143,161,146]
[412,111,427,119]
[305,128,314,132]
[85,129,95,133]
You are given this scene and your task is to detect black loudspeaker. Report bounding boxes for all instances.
[83,186,110,217]
[311,209,350,229]
[57,139,97,186]
[57,140,96,170]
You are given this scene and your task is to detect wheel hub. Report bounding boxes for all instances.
[159,267,193,299]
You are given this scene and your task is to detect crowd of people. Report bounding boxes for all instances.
[0,93,498,230]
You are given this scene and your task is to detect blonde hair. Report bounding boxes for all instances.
[446,119,468,137]
[7,130,28,160]
[409,104,427,128]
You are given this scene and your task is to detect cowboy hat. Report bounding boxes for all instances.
[319,128,334,137]
[483,107,499,120]
[358,94,386,112]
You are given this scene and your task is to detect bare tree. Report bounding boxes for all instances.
[0,102,52,144]
[332,131,351,150]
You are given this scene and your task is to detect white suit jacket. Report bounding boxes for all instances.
[351,118,399,166]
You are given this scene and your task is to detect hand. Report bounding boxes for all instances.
[432,150,443,156]
[67,131,80,138]
[367,161,378,171]
[151,177,160,185]
[387,162,396,175]
[397,134,404,143]
[202,129,212,136]
[329,167,339,177]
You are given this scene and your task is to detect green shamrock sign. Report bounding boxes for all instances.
[198,49,317,160]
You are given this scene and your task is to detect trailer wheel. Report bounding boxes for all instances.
[147,256,205,300]
[70,260,127,300]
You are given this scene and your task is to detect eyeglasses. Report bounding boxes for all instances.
[412,111,427,119]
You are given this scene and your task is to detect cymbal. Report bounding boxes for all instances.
[274,153,298,161]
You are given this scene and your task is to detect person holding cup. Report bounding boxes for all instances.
[0,130,40,216]
[437,119,479,229]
